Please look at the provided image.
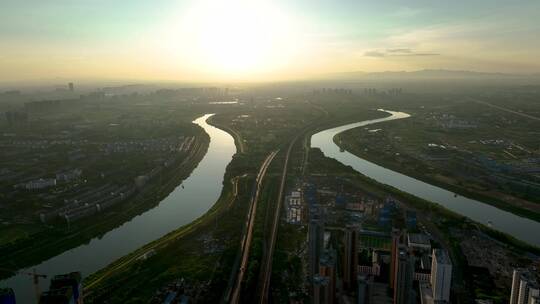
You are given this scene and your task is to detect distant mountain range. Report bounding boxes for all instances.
[323,69,540,81]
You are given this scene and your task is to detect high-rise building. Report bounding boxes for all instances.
[0,288,16,304]
[394,248,414,304]
[313,275,331,304]
[511,269,524,304]
[510,268,539,304]
[5,111,28,126]
[357,274,372,304]
[39,272,83,304]
[344,225,359,290]
[431,249,452,302]
[319,249,337,304]
[68,82,74,91]
[390,229,402,289]
[309,217,325,278]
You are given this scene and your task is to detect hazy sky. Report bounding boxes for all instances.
[1,0,540,82]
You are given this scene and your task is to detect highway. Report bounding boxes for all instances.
[229,150,278,304]
[470,97,540,121]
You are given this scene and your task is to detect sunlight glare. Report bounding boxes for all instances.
[179,0,298,76]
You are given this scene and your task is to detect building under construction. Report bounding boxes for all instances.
[39,272,82,304]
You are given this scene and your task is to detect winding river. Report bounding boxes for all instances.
[0,114,236,303]
[311,110,540,247]
[3,110,539,302]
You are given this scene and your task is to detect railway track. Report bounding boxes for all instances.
[228,150,278,304]
[257,138,297,304]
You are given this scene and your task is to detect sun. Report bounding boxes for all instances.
[178,0,297,76]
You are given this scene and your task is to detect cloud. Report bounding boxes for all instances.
[387,48,412,54]
[364,51,386,57]
[364,49,439,58]
[392,52,440,57]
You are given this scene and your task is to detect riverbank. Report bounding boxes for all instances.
[208,115,246,153]
[305,147,538,302]
[0,133,209,280]
[79,103,330,303]
[83,143,254,303]
[335,126,540,223]
[311,109,540,248]
[83,174,241,299]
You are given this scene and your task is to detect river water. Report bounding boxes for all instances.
[311,110,540,247]
[0,114,236,303]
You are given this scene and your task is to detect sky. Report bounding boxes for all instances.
[1,0,540,82]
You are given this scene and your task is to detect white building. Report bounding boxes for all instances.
[431,248,452,303]
[25,178,56,190]
[56,168,82,182]
[510,268,539,304]
[285,191,303,224]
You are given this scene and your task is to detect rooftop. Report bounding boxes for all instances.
[313,275,330,286]
[291,191,301,198]
[433,248,451,265]
[408,233,431,247]
[320,249,336,267]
